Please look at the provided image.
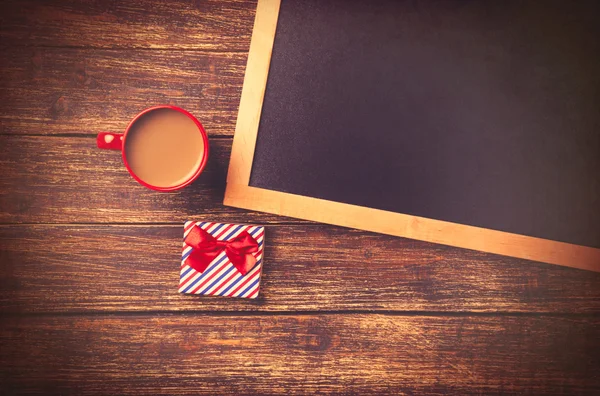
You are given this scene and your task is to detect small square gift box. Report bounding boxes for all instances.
[179,221,265,298]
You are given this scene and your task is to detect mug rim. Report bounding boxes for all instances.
[121,105,210,192]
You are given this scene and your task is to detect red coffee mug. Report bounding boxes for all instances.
[97,105,209,192]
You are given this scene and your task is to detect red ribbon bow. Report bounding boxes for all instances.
[184,225,259,276]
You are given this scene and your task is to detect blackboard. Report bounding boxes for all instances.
[225,0,600,271]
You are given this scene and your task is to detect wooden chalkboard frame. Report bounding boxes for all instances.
[224,0,600,272]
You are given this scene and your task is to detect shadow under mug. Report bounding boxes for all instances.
[96,105,209,192]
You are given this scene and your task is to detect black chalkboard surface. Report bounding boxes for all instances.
[249,0,600,248]
[225,0,600,270]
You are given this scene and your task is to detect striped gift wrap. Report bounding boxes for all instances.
[178,221,265,299]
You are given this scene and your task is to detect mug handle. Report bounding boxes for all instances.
[97,132,124,150]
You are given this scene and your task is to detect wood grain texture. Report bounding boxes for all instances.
[0,136,290,223]
[1,224,600,314]
[0,47,246,136]
[1,1,599,393]
[1,315,599,394]
[0,0,256,50]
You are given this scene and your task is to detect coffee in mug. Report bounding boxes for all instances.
[97,106,209,191]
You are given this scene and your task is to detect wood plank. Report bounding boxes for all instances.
[0,48,246,136]
[0,136,288,223]
[1,315,598,394]
[0,0,256,50]
[1,224,600,313]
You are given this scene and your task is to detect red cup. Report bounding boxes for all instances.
[97,105,209,192]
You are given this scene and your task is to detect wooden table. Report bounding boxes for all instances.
[1,1,599,394]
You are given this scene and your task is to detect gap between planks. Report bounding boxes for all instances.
[0,133,236,139]
[1,310,599,318]
[0,44,251,52]
[0,221,310,226]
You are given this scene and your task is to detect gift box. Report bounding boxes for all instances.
[179,221,265,298]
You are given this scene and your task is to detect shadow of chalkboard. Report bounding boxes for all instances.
[249,0,600,249]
